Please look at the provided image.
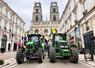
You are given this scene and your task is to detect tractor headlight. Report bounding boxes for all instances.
[60,45,68,48]
[64,46,68,48]
[60,45,65,48]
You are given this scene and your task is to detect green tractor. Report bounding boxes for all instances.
[16,34,45,64]
[49,33,79,63]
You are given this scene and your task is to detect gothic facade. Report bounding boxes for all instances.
[30,2,61,38]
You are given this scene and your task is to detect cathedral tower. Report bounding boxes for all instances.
[32,2,42,22]
[50,2,59,22]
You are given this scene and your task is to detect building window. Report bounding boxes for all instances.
[0,18,1,28]
[35,15,38,22]
[75,26,81,49]
[0,4,3,12]
[9,23,12,32]
[85,22,89,31]
[53,15,56,21]
[12,15,14,21]
[15,26,18,34]
[5,8,8,17]
[68,15,71,23]
[4,20,7,30]
[36,9,40,13]
[44,29,48,33]
[35,29,39,34]
[73,6,77,20]
[1,35,7,50]
[10,13,12,20]
[53,8,56,12]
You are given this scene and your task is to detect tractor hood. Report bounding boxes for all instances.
[61,49,71,56]
[62,49,70,52]
[25,41,35,50]
[26,41,34,46]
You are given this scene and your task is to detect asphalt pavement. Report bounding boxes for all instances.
[0,52,95,68]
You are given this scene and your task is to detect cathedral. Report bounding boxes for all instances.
[30,2,61,39]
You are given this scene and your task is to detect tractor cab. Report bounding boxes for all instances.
[26,34,41,50]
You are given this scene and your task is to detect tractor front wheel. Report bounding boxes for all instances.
[16,48,24,64]
[70,49,79,63]
[38,48,43,63]
[49,47,56,63]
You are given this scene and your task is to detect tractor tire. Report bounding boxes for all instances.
[38,48,43,63]
[42,49,45,59]
[49,47,56,63]
[70,49,79,63]
[16,48,24,64]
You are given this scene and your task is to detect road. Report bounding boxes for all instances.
[1,52,94,68]
[12,57,90,68]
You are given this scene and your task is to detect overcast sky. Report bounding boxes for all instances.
[5,0,68,31]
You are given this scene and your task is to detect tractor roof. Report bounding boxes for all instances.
[53,33,66,36]
[58,40,67,43]
[28,34,41,37]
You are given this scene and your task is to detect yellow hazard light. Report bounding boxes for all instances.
[52,28,57,34]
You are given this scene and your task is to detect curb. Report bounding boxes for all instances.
[0,62,17,68]
[0,58,16,68]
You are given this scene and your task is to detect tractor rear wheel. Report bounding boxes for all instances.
[16,48,24,64]
[70,49,79,63]
[49,47,56,63]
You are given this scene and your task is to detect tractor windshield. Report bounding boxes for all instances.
[31,36,39,42]
[59,41,69,48]
[54,35,63,41]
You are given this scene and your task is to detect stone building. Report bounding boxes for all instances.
[0,0,25,52]
[60,0,95,52]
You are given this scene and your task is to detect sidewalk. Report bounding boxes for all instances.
[0,51,16,68]
[0,51,16,60]
[79,54,95,68]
